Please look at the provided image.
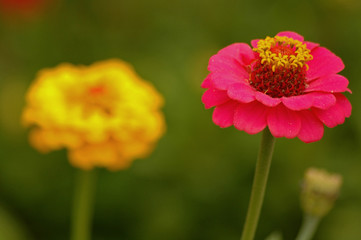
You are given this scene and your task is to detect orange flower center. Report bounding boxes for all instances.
[270,45,295,56]
[88,85,106,95]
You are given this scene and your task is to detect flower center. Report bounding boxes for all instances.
[249,36,313,98]
[88,85,106,95]
[80,83,116,115]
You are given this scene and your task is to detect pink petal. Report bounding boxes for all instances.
[208,43,255,80]
[335,93,352,117]
[255,92,281,107]
[305,41,319,51]
[267,104,301,138]
[227,83,255,103]
[251,39,259,48]
[307,47,345,80]
[211,72,247,90]
[202,89,230,109]
[276,31,304,42]
[206,43,255,91]
[282,94,314,111]
[218,43,255,65]
[313,93,351,128]
[208,54,248,77]
[306,74,349,93]
[297,110,324,143]
[217,43,243,58]
[212,101,238,128]
[311,92,336,109]
[282,92,337,111]
[234,101,268,134]
[313,107,344,128]
[201,74,213,89]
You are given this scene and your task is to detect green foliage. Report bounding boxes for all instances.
[265,231,283,240]
[0,204,31,240]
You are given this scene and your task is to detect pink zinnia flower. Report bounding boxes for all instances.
[201,31,351,143]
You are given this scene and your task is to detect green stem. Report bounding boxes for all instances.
[241,128,276,240]
[295,215,320,240]
[71,169,97,240]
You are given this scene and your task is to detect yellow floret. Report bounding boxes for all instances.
[253,36,313,71]
[22,59,165,170]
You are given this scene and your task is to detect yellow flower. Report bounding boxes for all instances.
[22,59,165,170]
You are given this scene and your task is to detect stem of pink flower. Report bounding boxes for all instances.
[295,215,320,240]
[71,169,97,240]
[240,128,275,240]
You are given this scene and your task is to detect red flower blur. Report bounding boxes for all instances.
[0,0,51,20]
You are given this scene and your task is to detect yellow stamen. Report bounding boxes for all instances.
[253,36,313,71]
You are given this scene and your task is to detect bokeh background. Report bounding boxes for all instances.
[0,0,360,239]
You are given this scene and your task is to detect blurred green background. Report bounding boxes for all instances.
[0,0,360,239]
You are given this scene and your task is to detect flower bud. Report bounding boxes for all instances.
[300,168,342,218]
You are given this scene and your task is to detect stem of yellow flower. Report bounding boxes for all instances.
[71,169,97,240]
[295,215,320,240]
[240,128,276,240]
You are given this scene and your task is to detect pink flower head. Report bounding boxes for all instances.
[201,31,351,143]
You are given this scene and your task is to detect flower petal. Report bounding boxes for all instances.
[202,89,230,109]
[218,43,255,65]
[306,74,349,93]
[208,43,254,79]
[211,72,246,90]
[313,107,343,128]
[305,41,319,51]
[335,93,352,117]
[255,92,281,107]
[251,39,259,48]
[282,92,337,111]
[234,101,268,134]
[282,94,314,111]
[267,104,301,138]
[297,110,324,143]
[227,83,255,103]
[208,48,250,90]
[208,54,248,77]
[311,92,336,109]
[201,74,213,89]
[277,31,304,42]
[307,47,344,80]
[313,93,351,128]
[212,101,238,128]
